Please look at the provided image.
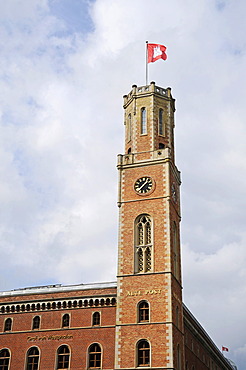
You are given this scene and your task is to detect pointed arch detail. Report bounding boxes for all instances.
[135,214,153,273]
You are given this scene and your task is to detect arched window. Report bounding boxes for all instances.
[137,340,150,367]
[0,348,10,370]
[56,345,70,369]
[4,318,12,332]
[62,314,70,328]
[92,312,101,326]
[127,113,131,141]
[141,108,147,134]
[88,343,102,369]
[159,108,164,135]
[138,301,149,323]
[135,215,152,273]
[173,222,179,279]
[32,316,40,330]
[26,347,39,370]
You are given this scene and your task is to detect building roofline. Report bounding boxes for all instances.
[183,303,234,369]
[0,281,117,297]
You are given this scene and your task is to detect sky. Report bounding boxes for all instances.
[0,0,245,367]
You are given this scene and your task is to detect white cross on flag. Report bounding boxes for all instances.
[147,43,167,63]
[222,346,229,352]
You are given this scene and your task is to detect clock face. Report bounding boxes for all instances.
[134,177,153,194]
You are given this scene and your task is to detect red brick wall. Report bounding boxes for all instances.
[0,288,116,369]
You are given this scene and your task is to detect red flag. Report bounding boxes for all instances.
[147,43,167,63]
[222,346,229,352]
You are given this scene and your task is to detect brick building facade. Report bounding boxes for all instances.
[0,83,235,370]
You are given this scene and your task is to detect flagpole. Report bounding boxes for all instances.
[146,40,148,85]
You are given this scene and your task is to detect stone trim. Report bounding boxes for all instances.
[0,297,116,315]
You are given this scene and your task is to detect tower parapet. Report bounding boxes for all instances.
[122,82,176,165]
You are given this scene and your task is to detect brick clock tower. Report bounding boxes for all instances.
[115,82,184,370]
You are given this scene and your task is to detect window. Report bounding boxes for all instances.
[173,222,179,279]
[92,312,101,326]
[62,314,70,328]
[57,345,70,369]
[127,113,131,141]
[26,347,39,370]
[0,348,10,370]
[137,340,150,367]
[135,215,152,273]
[176,306,179,328]
[159,108,164,135]
[140,108,147,134]
[32,316,40,330]
[177,344,181,370]
[4,319,12,332]
[138,301,149,323]
[88,343,101,369]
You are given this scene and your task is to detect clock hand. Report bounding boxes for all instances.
[139,180,148,191]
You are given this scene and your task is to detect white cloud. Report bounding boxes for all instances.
[0,0,245,367]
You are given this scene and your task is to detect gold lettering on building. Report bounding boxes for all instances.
[126,289,161,297]
[126,290,141,296]
[145,289,161,295]
[27,334,73,342]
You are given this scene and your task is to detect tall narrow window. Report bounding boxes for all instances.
[173,222,179,279]
[137,340,150,367]
[32,316,40,330]
[57,345,70,369]
[177,344,181,370]
[135,215,152,273]
[145,247,151,272]
[127,113,131,141]
[141,108,147,134]
[62,314,70,328]
[176,306,179,328]
[92,312,101,326]
[138,301,149,323]
[0,348,10,370]
[4,318,12,332]
[26,347,40,370]
[88,343,102,369]
[159,108,164,135]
